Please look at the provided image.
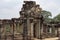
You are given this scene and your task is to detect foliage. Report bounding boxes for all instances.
[53,14,60,22]
[6,24,10,32]
[41,10,52,18]
[41,10,52,23]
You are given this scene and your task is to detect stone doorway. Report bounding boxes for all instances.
[33,23,36,38]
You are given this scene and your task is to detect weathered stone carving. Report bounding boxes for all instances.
[0,1,60,40]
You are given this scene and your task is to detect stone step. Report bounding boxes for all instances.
[42,33,55,38]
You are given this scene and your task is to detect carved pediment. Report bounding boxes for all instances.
[20,1,42,18]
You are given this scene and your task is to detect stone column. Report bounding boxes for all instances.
[52,24,55,37]
[10,24,13,34]
[27,19,31,36]
[1,24,5,40]
[4,24,7,40]
[33,23,36,38]
[12,22,15,40]
[27,18,34,39]
[23,19,28,40]
[43,25,46,34]
[43,25,48,38]
[57,27,59,37]
[13,23,16,34]
[30,23,34,37]
[43,24,48,38]
[35,20,40,38]
[34,22,38,38]
[16,23,20,33]
[55,27,58,36]
[32,20,41,39]
[20,23,23,34]
[11,23,15,40]
[58,27,60,40]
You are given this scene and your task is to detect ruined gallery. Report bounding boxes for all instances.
[0,1,60,40]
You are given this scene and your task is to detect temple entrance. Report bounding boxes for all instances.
[33,23,36,38]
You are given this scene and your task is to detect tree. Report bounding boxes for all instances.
[41,10,52,23]
[54,14,60,22]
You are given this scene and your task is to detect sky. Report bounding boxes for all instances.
[0,0,60,19]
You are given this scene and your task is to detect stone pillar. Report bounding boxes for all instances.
[43,25,47,34]
[12,22,15,40]
[20,23,23,34]
[46,25,48,34]
[27,19,31,36]
[43,24,48,38]
[34,20,41,38]
[16,23,20,33]
[10,23,15,40]
[58,27,60,40]
[34,22,38,38]
[23,19,28,40]
[43,25,48,38]
[13,23,16,34]
[10,24,13,34]
[2,24,5,35]
[55,27,58,36]
[4,24,7,40]
[30,23,34,37]
[26,18,34,39]
[57,27,59,37]
[52,24,55,37]
[38,20,41,39]
[50,27,52,33]
[33,23,36,38]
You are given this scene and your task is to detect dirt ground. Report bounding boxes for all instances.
[34,37,58,40]
[44,37,58,40]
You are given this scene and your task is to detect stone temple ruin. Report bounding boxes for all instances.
[0,1,60,40]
